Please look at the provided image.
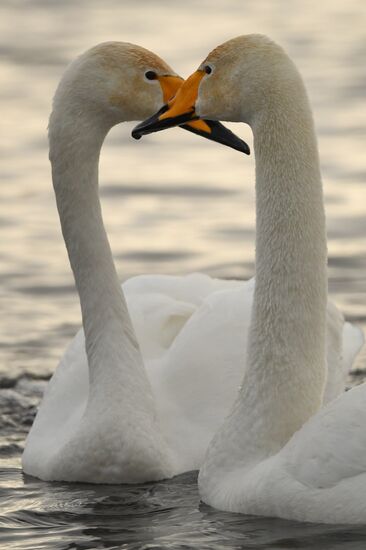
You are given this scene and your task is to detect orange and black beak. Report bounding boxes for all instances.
[133,71,250,155]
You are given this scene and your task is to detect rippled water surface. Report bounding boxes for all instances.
[1,0,366,548]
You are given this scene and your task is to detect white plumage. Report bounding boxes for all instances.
[23,273,362,483]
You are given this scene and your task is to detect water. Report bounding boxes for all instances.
[1,0,366,547]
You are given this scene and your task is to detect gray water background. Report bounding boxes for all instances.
[1,0,366,548]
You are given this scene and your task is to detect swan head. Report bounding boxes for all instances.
[133,34,301,139]
[197,34,297,123]
[52,42,184,125]
[195,34,288,123]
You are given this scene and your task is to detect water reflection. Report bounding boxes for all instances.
[0,469,363,549]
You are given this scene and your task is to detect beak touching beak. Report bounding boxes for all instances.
[133,71,250,155]
[157,74,185,103]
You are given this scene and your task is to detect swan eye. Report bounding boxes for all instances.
[145,70,157,81]
[204,65,212,75]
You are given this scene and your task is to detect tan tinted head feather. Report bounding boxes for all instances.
[204,34,277,64]
[88,42,173,74]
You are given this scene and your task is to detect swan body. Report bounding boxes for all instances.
[136,34,366,523]
[24,272,362,482]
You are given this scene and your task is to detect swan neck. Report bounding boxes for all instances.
[49,107,147,399]
[201,81,328,485]
[247,88,327,446]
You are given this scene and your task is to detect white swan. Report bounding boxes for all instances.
[133,35,366,523]
[21,41,252,483]
[21,42,222,483]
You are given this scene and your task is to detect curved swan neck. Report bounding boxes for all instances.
[251,80,327,369]
[245,85,328,438]
[201,70,328,478]
[49,102,151,405]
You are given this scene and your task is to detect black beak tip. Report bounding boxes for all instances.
[210,120,250,156]
[182,119,250,156]
[132,105,200,141]
[132,108,250,156]
[131,105,172,140]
